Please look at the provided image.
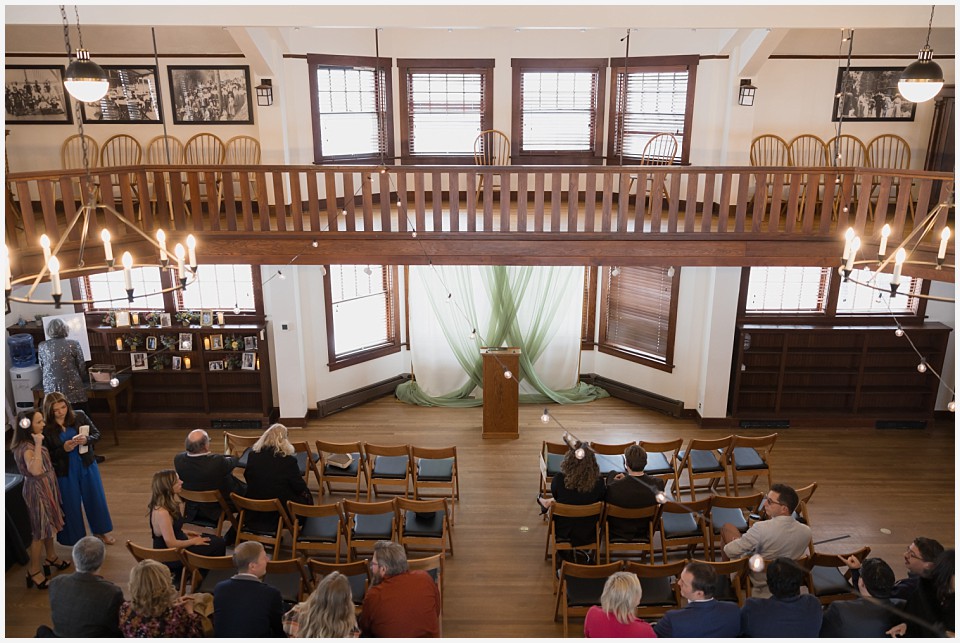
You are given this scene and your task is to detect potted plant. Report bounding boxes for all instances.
[123,333,144,350]
[144,312,160,327]
[102,312,116,328]
[175,311,197,326]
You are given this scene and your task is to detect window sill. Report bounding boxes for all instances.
[328,343,401,371]
[597,344,674,373]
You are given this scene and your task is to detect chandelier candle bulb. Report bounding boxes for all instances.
[47,256,61,296]
[938,227,951,262]
[40,234,52,266]
[156,229,168,265]
[186,235,197,269]
[100,229,113,264]
[892,248,907,286]
[844,237,861,272]
[121,251,134,292]
[878,224,891,259]
[174,244,186,283]
[842,227,855,261]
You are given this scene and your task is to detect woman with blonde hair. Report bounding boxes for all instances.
[245,423,312,507]
[584,571,655,638]
[120,559,204,637]
[283,572,359,637]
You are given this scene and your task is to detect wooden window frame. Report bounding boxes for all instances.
[510,58,607,165]
[606,55,699,166]
[323,264,401,371]
[597,266,681,372]
[581,266,597,350]
[306,53,395,164]
[397,58,494,165]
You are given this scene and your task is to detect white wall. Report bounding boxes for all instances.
[926,280,956,411]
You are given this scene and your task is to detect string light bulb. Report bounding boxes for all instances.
[109,377,119,388]
[667,266,675,278]
[19,416,32,429]
[311,240,319,248]
[233,304,241,315]
[611,267,621,277]
[468,328,476,340]
[277,270,286,280]
[895,327,905,338]
[749,553,766,572]
[917,359,928,373]
[503,370,513,379]
[655,490,668,505]
[363,265,373,276]
[540,409,550,424]
[948,399,956,413]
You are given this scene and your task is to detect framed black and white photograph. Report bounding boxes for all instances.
[131,352,148,371]
[209,360,224,371]
[178,333,193,351]
[146,336,158,351]
[80,66,162,123]
[244,336,257,351]
[242,352,256,370]
[5,66,72,124]
[167,65,253,124]
[210,334,224,350]
[171,355,182,370]
[200,310,214,327]
[833,68,917,122]
[159,313,172,328]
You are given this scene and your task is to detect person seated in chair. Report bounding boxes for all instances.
[740,557,822,637]
[48,536,123,637]
[603,444,665,541]
[213,541,284,638]
[820,557,902,638]
[174,428,246,522]
[359,540,441,638]
[843,536,943,601]
[536,446,605,559]
[653,561,740,637]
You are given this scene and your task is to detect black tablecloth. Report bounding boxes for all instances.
[6,473,31,569]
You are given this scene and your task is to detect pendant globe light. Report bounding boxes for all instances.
[60,5,109,103]
[898,6,944,103]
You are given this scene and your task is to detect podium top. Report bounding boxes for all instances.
[481,347,521,355]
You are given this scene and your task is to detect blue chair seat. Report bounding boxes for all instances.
[353,513,393,540]
[638,576,677,607]
[263,571,302,603]
[546,453,563,477]
[679,449,724,473]
[810,566,853,596]
[295,450,321,476]
[372,455,409,479]
[323,453,360,477]
[564,576,607,607]
[595,454,626,475]
[298,515,340,542]
[345,573,367,605]
[644,452,673,476]
[403,510,446,538]
[243,511,281,535]
[237,447,252,468]
[711,507,748,534]
[732,447,766,470]
[661,512,701,537]
[418,458,454,482]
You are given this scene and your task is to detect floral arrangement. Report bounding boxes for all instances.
[175,311,198,326]
[102,312,116,327]
[224,334,242,351]
[144,312,160,327]
[150,354,171,370]
[159,335,178,350]
[122,333,144,350]
[224,354,243,370]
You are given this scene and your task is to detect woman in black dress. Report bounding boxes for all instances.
[149,469,226,570]
[244,423,311,508]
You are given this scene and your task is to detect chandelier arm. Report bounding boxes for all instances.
[871,201,945,275]
[841,272,954,302]
[8,268,196,306]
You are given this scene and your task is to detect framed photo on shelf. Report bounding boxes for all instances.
[243,336,258,350]
[146,336,158,351]
[242,352,256,370]
[131,352,148,371]
[209,360,224,371]
[159,313,172,328]
[116,311,131,327]
[167,65,254,124]
[200,310,214,327]
[832,67,917,122]
[210,334,224,350]
[5,66,72,124]
[171,355,182,370]
[178,333,193,351]
[80,66,163,123]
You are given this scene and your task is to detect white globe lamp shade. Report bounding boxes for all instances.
[64,49,109,102]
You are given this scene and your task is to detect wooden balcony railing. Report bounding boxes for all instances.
[5,164,954,280]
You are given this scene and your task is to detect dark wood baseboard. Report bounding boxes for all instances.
[580,373,685,417]
[317,374,411,417]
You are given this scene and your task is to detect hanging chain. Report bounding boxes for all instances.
[73,5,85,50]
[924,5,935,48]
[59,5,73,57]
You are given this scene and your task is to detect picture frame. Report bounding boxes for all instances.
[167,65,254,124]
[243,336,258,351]
[171,355,182,370]
[115,311,131,328]
[200,310,214,327]
[146,336,158,351]
[833,68,917,122]
[210,334,224,350]
[5,66,72,124]
[208,360,224,371]
[178,333,193,351]
[131,352,148,371]
[80,65,163,123]
[242,352,256,370]
[159,313,172,328]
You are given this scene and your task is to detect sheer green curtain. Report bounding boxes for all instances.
[396,266,607,406]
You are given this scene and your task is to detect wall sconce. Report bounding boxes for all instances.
[256,79,274,106]
[738,79,756,106]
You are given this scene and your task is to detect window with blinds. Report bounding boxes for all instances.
[324,264,400,368]
[511,59,605,163]
[80,267,166,311]
[307,54,393,163]
[607,56,698,164]
[598,266,680,370]
[398,60,493,161]
[746,267,831,313]
[177,264,255,312]
[837,269,921,314]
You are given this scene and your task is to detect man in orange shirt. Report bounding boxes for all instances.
[359,540,441,637]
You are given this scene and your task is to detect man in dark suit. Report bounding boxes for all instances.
[653,561,740,637]
[213,541,284,638]
[740,557,823,637]
[604,444,665,541]
[48,536,123,637]
[174,429,246,530]
[820,557,902,637]
[844,536,943,600]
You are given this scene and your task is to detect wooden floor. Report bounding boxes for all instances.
[5,397,955,638]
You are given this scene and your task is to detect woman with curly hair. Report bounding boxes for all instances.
[149,470,226,580]
[245,423,312,508]
[283,572,359,637]
[120,559,204,637]
[537,446,604,549]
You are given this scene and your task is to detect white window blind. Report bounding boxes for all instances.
[314,67,387,159]
[612,70,688,161]
[329,265,396,357]
[837,270,921,314]
[746,267,831,313]
[601,266,677,364]
[406,71,484,156]
[82,267,165,310]
[178,264,255,311]
[520,71,598,152]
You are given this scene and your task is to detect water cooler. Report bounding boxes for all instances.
[8,333,41,411]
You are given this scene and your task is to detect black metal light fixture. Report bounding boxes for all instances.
[898,6,944,103]
[738,79,757,106]
[256,79,274,106]
[60,5,109,103]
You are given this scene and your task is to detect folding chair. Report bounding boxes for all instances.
[544,501,604,591]
[364,444,411,500]
[288,500,345,562]
[396,497,453,557]
[408,553,445,611]
[794,482,818,525]
[411,446,460,524]
[658,497,712,563]
[125,541,187,594]
[708,492,764,560]
[727,434,777,495]
[316,440,366,500]
[625,559,686,620]
[223,431,259,468]
[539,441,568,497]
[554,561,624,637]
[639,439,682,498]
[231,493,293,558]
[178,488,236,539]
[603,503,659,564]
[589,442,634,475]
[343,499,397,562]
[804,546,871,606]
[264,558,313,604]
[291,440,323,491]
[676,436,732,500]
[700,557,750,606]
[182,550,236,594]
[307,559,370,614]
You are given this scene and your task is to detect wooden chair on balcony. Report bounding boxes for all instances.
[224,135,261,206]
[788,134,829,217]
[184,132,226,212]
[866,134,912,219]
[750,134,790,219]
[631,133,679,219]
[61,134,100,207]
[146,134,185,218]
[99,134,143,209]
[473,129,510,195]
[826,134,867,218]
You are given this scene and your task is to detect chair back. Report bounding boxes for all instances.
[826,134,867,168]
[794,481,817,524]
[264,558,312,603]
[625,559,686,619]
[364,443,411,500]
[177,488,236,536]
[225,135,261,164]
[62,134,99,170]
[540,440,568,496]
[291,440,322,488]
[288,500,345,562]
[750,134,789,166]
[804,546,871,605]
[184,133,226,165]
[224,431,259,466]
[408,553,445,610]
[639,438,682,494]
[231,493,292,558]
[866,134,911,170]
[146,135,185,164]
[182,550,236,594]
[317,440,366,499]
[473,129,510,166]
[639,133,679,166]
[590,441,633,474]
[396,497,453,556]
[603,503,659,563]
[788,134,829,167]
[99,134,142,168]
[589,441,635,456]
[306,559,371,609]
[125,540,188,594]
[699,557,749,605]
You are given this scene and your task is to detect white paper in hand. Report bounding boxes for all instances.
[78,425,90,454]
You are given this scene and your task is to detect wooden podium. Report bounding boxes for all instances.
[481,347,520,439]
